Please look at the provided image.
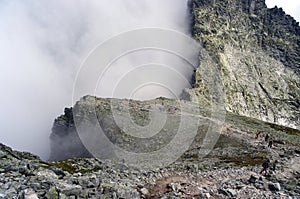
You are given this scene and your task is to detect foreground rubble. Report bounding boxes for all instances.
[1,123,299,199]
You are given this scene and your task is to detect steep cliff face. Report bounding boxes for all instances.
[50,107,92,160]
[186,0,300,129]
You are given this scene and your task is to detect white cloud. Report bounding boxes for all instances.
[0,0,194,159]
[266,0,300,22]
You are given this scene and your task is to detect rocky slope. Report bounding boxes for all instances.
[184,0,300,129]
[1,121,300,198]
[50,95,300,161]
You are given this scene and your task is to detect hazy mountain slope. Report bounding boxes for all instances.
[49,95,300,161]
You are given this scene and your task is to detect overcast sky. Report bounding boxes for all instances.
[266,0,300,22]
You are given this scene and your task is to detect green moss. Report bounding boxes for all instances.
[221,156,265,167]
[47,161,78,173]
[285,178,299,191]
[46,160,101,174]
[44,187,58,199]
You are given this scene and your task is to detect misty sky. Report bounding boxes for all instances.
[266,0,300,22]
[0,0,299,159]
[0,0,192,159]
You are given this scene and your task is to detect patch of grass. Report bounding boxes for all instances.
[266,122,300,136]
[47,161,78,173]
[219,155,265,167]
[46,160,101,174]
[285,178,299,191]
[206,150,268,167]
[213,134,243,149]
[225,112,300,146]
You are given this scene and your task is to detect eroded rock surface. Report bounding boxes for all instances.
[185,0,300,129]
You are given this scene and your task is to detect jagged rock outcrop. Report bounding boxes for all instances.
[50,107,92,160]
[50,96,220,162]
[185,0,300,129]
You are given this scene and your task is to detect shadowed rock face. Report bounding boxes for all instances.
[49,107,92,161]
[185,0,300,129]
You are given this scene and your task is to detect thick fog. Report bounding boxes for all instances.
[0,0,194,159]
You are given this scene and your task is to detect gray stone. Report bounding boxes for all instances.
[140,187,149,195]
[59,184,82,196]
[249,175,258,183]
[186,0,300,130]
[59,193,69,199]
[227,189,237,197]
[24,189,39,199]
[218,188,234,198]
[169,182,182,192]
[268,183,281,191]
[48,167,65,177]
[37,170,58,182]
[0,151,6,159]
[118,189,140,199]
[87,182,96,188]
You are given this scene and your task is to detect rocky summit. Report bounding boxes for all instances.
[1,0,300,198]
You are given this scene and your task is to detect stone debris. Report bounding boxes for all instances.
[1,139,299,198]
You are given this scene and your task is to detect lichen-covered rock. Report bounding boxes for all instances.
[44,187,58,199]
[187,0,300,129]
